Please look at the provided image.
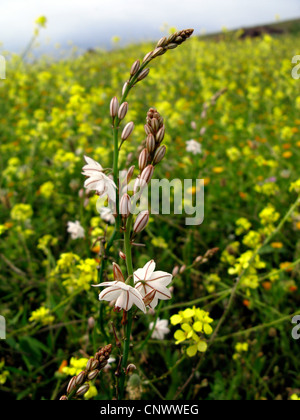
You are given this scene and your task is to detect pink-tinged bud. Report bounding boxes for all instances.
[126,165,135,185]
[156,125,165,143]
[75,371,87,386]
[200,127,206,136]
[130,60,140,76]
[140,165,154,184]
[113,262,125,282]
[133,210,150,234]
[151,118,159,133]
[138,148,149,172]
[143,289,156,306]
[153,145,166,165]
[76,384,89,397]
[172,266,180,277]
[59,395,68,400]
[119,251,126,261]
[66,377,77,395]
[144,124,153,136]
[88,317,95,330]
[195,256,203,263]
[137,68,150,81]
[179,265,186,274]
[156,37,167,48]
[86,358,95,371]
[122,81,129,96]
[121,122,134,141]
[152,47,164,58]
[119,194,131,218]
[146,134,156,153]
[87,370,99,381]
[118,102,128,120]
[110,97,119,118]
[143,51,153,63]
[91,359,99,370]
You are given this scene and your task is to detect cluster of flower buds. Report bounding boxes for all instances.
[59,344,112,400]
[144,108,166,165]
[110,97,129,123]
[173,248,220,276]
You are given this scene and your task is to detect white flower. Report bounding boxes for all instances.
[186,139,202,155]
[99,207,115,224]
[67,221,85,240]
[82,156,116,202]
[149,318,170,340]
[134,260,173,309]
[94,281,146,313]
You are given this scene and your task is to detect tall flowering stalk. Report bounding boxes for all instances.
[82,29,194,399]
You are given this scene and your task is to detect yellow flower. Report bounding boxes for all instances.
[11,203,33,222]
[235,218,252,236]
[29,306,54,325]
[271,242,283,249]
[212,167,224,174]
[290,394,300,401]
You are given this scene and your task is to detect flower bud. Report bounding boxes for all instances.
[121,122,134,141]
[122,81,129,96]
[75,371,87,386]
[144,124,153,136]
[88,317,95,330]
[59,395,68,400]
[156,125,165,143]
[86,358,95,371]
[138,148,149,172]
[120,194,131,218]
[91,359,99,370]
[146,134,156,153]
[172,266,180,277]
[113,262,125,282]
[133,210,150,234]
[118,102,128,120]
[76,384,89,397]
[66,377,77,395]
[156,37,167,48]
[151,118,159,133]
[119,251,126,261]
[153,145,166,165]
[130,60,140,76]
[110,97,119,119]
[140,165,154,184]
[179,265,186,274]
[143,52,153,63]
[87,370,99,381]
[137,68,150,81]
[166,43,178,50]
[152,47,164,58]
[126,165,135,185]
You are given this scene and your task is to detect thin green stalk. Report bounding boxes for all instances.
[118,214,134,399]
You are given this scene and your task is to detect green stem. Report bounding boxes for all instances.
[118,215,134,399]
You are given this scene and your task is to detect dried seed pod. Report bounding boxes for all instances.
[153,145,166,165]
[118,102,128,120]
[119,194,131,218]
[133,210,150,234]
[76,384,90,397]
[121,122,134,141]
[110,97,119,118]
[138,148,149,172]
[146,134,156,153]
[137,68,150,82]
[130,60,140,76]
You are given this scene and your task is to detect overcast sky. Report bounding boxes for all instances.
[1,0,300,53]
